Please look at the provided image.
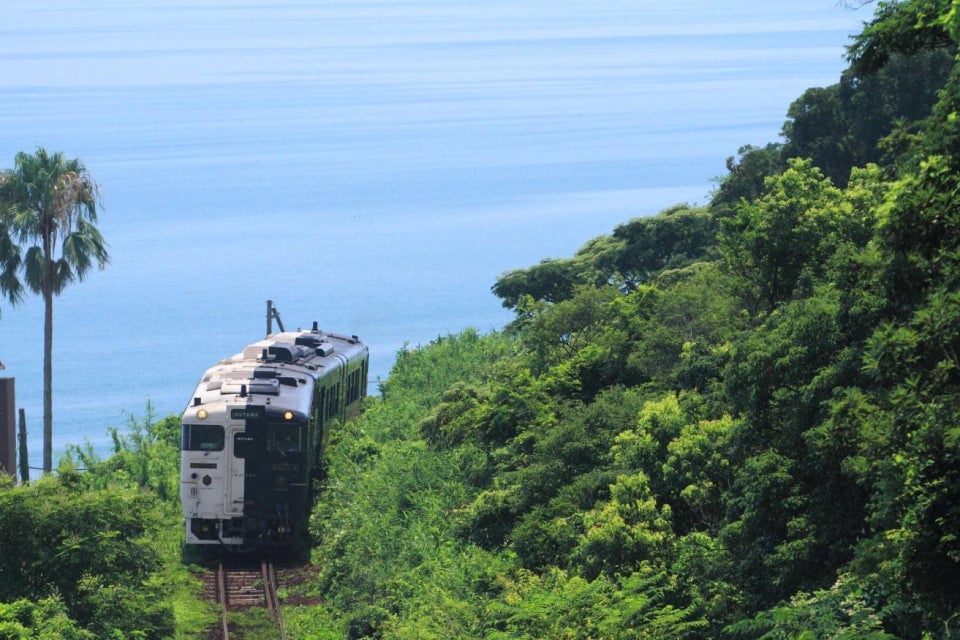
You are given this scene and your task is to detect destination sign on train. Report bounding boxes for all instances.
[231,407,264,420]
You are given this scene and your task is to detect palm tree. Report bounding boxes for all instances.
[0,147,109,473]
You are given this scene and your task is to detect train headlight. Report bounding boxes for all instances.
[197,409,208,420]
[283,411,294,421]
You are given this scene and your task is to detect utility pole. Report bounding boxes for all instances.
[18,409,28,483]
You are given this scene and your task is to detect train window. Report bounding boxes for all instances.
[361,359,368,398]
[268,425,302,453]
[233,432,255,458]
[317,386,326,428]
[333,382,341,416]
[348,370,360,403]
[182,424,224,451]
[326,384,339,420]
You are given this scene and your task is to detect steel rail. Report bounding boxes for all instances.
[261,560,287,640]
[217,561,230,640]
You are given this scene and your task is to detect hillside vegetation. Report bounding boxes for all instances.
[296,3,960,637]
[2,1,960,638]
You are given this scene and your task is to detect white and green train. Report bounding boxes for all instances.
[179,323,368,547]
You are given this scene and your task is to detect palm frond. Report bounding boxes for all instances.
[22,245,46,295]
[52,258,77,294]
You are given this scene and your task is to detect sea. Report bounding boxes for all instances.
[0,0,870,467]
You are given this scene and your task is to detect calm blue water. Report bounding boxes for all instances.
[0,1,869,465]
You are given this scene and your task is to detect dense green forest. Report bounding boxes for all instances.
[3,0,960,637]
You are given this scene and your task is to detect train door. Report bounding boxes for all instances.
[226,422,250,517]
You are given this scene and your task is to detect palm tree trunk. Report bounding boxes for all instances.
[42,231,53,474]
[43,286,52,474]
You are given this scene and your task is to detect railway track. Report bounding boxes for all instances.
[204,558,287,640]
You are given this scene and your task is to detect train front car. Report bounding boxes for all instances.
[180,326,368,548]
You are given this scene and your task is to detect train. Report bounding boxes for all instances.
[180,322,368,548]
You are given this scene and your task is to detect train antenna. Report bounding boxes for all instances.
[266,300,285,336]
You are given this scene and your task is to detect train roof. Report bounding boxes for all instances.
[240,328,367,365]
[183,327,367,418]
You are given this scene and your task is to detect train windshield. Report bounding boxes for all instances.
[268,424,303,453]
[181,424,224,451]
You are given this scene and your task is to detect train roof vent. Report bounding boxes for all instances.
[267,344,303,363]
[316,344,334,357]
[250,379,280,395]
[295,333,324,348]
[242,341,306,362]
[221,379,280,396]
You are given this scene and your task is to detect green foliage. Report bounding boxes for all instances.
[0,401,209,639]
[0,476,174,639]
[712,44,948,203]
[487,566,708,640]
[492,257,584,308]
[379,329,511,409]
[661,415,736,533]
[878,152,960,309]
[570,472,674,579]
[513,284,624,376]
[631,264,741,390]
[0,148,108,302]
[846,0,953,75]
[305,331,514,638]
[713,144,787,211]
[602,204,718,290]
[460,386,649,557]
[65,400,182,504]
[719,158,877,312]
[492,204,718,310]
[725,575,895,640]
[0,598,94,640]
[783,50,952,186]
[721,451,822,607]
[844,286,960,631]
